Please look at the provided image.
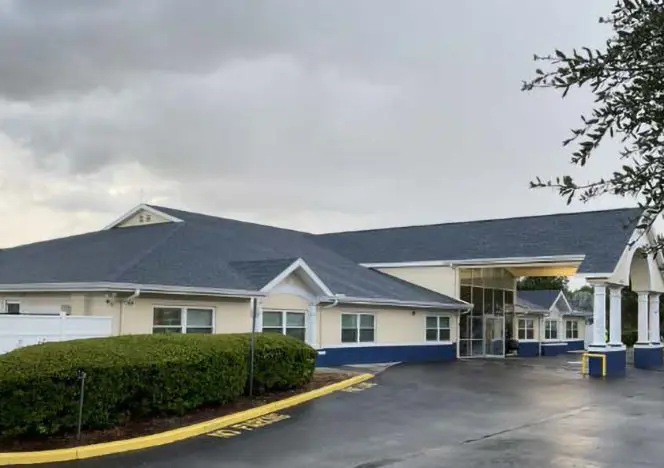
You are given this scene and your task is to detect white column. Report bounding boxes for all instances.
[590,284,607,348]
[650,293,661,345]
[608,286,623,347]
[307,304,318,348]
[637,291,650,345]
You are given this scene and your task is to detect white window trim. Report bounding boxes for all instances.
[340,312,376,344]
[152,305,216,333]
[544,318,560,342]
[565,319,580,340]
[4,300,20,315]
[425,315,452,343]
[517,318,536,341]
[262,309,307,340]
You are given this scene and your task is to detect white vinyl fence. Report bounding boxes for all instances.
[0,314,112,354]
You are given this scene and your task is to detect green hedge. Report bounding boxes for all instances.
[245,333,317,392]
[0,333,316,439]
[622,330,639,347]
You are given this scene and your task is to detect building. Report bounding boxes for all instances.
[0,204,661,375]
[512,289,592,357]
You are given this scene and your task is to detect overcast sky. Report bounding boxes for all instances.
[0,0,633,247]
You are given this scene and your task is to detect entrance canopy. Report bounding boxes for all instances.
[316,207,644,279]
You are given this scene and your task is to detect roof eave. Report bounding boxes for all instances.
[361,254,586,269]
[0,282,264,298]
[260,258,334,296]
[319,296,471,310]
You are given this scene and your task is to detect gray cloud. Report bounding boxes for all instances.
[0,0,634,247]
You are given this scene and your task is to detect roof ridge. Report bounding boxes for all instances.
[147,204,310,235]
[0,225,128,251]
[108,222,186,282]
[317,206,641,236]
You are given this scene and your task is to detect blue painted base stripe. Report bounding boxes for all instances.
[566,340,585,351]
[517,341,540,357]
[541,342,568,357]
[588,349,626,378]
[634,346,663,369]
[316,344,456,367]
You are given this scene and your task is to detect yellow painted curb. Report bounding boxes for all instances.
[0,373,373,466]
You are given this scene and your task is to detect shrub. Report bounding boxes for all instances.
[0,333,315,439]
[242,333,317,393]
[622,330,639,347]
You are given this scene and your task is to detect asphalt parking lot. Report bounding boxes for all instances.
[41,356,664,468]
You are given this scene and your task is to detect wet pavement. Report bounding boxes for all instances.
[39,356,664,468]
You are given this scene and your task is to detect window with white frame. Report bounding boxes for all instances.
[341,313,375,343]
[544,319,559,340]
[152,307,214,334]
[565,320,579,339]
[517,319,534,340]
[262,310,306,341]
[426,316,451,341]
[4,301,20,315]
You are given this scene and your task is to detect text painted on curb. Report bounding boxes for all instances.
[341,382,377,393]
[207,413,291,438]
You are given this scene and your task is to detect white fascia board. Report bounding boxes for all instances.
[362,255,586,269]
[564,310,593,318]
[0,282,264,298]
[574,273,613,279]
[553,290,573,312]
[319,296,471,310]
[260,258,334,297]
[102,204,184,230]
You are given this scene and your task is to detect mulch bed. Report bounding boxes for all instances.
[0,371,356,453]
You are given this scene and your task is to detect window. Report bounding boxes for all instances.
[5,301,20,315]
[426,316,451,341]
[153,307,213,334]
[262,310,306,341]
[566,320,579,339]
[517,319,534,340]
[341,313,374,343]
[544,319,559,340]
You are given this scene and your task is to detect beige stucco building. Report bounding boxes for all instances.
[0,204,661,373]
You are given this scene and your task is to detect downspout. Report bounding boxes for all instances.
[119,289,141,335]
[321,297,339,309]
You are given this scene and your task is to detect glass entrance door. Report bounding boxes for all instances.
[484,316,505,357]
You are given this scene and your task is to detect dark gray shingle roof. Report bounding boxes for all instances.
[516,290,561,310]
[314,208,641,274]
[230,258,299,289]
[0,205,465,307]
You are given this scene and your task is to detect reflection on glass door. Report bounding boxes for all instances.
[459,313,470,357]
[484,316,505,357]
[458,275,512,358]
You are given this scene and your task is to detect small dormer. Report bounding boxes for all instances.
[104,204,183,230]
